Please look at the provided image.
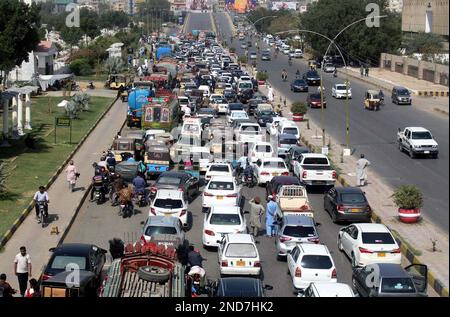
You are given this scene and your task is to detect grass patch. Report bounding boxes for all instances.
[0,95,114,237]
[390,229,423,257]
[75,74,109,82]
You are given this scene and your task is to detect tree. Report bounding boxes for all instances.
[0,0,41,86]
[300,0,401,65]
[99,11,130,29]
[267,13,300,36]
[79,8,100,39]
[60,25,84,48]
[403,32,444,56]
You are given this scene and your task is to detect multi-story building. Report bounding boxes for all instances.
[170,0,187,11]
[402,0,449,37]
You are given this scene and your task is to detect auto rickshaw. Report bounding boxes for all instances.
[112,138,136,162]
[364,90,382,111]
[104,74,130,90]
[144,140,171,176]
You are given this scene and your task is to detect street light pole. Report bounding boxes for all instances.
[320,75,325,147]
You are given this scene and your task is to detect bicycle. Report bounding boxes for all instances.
[37,201,48,228]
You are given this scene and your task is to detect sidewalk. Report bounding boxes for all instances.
[0,98,126,293]
[340,67,449,115]
[256,79,449,296]
[43,88,118,99]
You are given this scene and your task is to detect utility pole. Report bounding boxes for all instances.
[320,75,325,147]
[345,75,350,149]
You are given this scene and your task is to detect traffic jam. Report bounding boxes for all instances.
[40,29,429,298]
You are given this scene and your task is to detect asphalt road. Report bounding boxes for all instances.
[213,12,449,232]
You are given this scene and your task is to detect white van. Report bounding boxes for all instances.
[278,121,300,140]
[182,117,203,139]
[237,81,253,94]
[198,85,211,98]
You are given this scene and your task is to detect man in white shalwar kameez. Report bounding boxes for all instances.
[356,154,370,186]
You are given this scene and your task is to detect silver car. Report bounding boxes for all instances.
[275,215,320,260]
[141,216,186,248]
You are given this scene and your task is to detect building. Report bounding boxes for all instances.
[170,0,187,11]
[8,41,58,82]
[402,0,449,37]
[112,0,127,12]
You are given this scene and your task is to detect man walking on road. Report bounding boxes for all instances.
[266,196,277,237]
[248,197,265,237]
[14,246,32,297]
[356,154,371,186]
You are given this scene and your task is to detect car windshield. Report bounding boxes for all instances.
[280,138,297,145]
[158,176,182,185]
[283,127,298,135]
[336,85,347,90]
[362,232,395,244]
[381,278,416,293]
[208,181,234,190]
[260,110,274,116]
[294,80,306,85]
[239,83,252,89]
[397,89,410,96]
[232,112,247,118]
[154,199,183,209]
[263,161,286,168]
[210,214,241,225]
[225,243,257,258]
[341,193,366,203]
[310,93,322,99]
[283,226,316,237]
[241,125,259,132]
[303,157,328,165]
[256,145,272,152]
[307,71,319,77]
[411,132,432,140]
[300,255,333,269]
[145,226,178,236]
[51,256,87,270]
[210,165,230,173]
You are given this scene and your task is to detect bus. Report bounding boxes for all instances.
[142,92,180,131]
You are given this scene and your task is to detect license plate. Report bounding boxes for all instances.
[315,181,326,185]
[236,260,245,267]
[164,213,172,217]
[378,252,386,257]
[272,173,279,176]
[424,151,430,154]
[351,208,361,213]
[217,196,223,200]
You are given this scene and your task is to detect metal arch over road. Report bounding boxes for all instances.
[214,11,449,232]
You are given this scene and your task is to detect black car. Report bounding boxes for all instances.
[266,176,301,198]
[227,102,245,114]
[224,90,237,103]
[285,145,310,171]
[43,244,107,290]
[261,53,271,61]
[255,110,275,127]
[150,171,199,200]
[290,79,309,92]
[209,277,273,297]
[239,88,254,104]
[323,187,372,223]
[303,70,321,86]
[352,263,427,297]
[197,107,217,119]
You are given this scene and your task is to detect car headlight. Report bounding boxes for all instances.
[432,145,438,148]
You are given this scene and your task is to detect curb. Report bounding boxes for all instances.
[433,107,449,116]
[418,90,449,97]
[0,96,119,249]
[300,134,449,297]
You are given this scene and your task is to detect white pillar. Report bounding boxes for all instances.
[24,93,32,130]
[17,94,24,136]
[1,100,11,147]
[11,96,19,139]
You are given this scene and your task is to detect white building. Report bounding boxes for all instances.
[388,0,403,12]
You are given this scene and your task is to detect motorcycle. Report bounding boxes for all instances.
[88,82,95,89]
[242,172,257,188]
[119,201,134,218]
[288,59,292,66]
[187,266,206,297]
[333,70,337,78]
[37,201,48,227]
[93,185,105,204]
[282,74,287,82]
[135,191,147,207]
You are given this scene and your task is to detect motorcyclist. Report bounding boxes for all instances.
[132,173,147,205]
[333,69,338,77]
[187,245,205,268]
[117,184,134,216]
[90,169,105,202]
[379,89,384,101]
[281,69,288,81]
[33,186,49,223]
[243,161,254,181]
[106,151,116,170]
[110,173,124,205]
[295,69,300,79]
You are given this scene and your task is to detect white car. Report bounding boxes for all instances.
[300,282,355,297]
[218,233,261,276]
[323,63,336,73]
[149,189,188,228]
[249,142,274,163]
[278,121,300,140]
[267,117,289,136]
[287,244,337,290]
[293,49,303,58]
[202,176,241,212]
[332,84,352,99]
[234,122,263,143]
[253,157,289,185]
[202,206,247,248]
[338,223,401,267]
[227,110,249,125]
[205,163,233,182]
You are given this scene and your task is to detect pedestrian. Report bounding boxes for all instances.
[366,66,369,77]
[0,273,17,297]
[265,196,278,237]
[14,246,32,297]
[25,278,41,297]
[65,160,78,192]
[360,65,364,77]
[248,197,265,237]
[267,85,274,102]
[356,154,371,186]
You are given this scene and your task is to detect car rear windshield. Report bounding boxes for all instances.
[381,278,416,293]
[208,181,234,190]
[283,226,316,237]
[340,193,366,203]
[210,165,230,173]
[225,243,257,258]
[362,232,395,244]
[397,89,410,96]
[280,138,297,145]
[158,177,182,185]
[256,145,272,152]
[145,226,178,236]
[51,256,87,270]
[232,112,247,118]
[241,125,260,132]
[300,255,333,269]
[263,161,286,168]
[302,157,328,165]
[283,128,298,135]
[210,214,241,225]
[154,199,183,209]
[336,85,347,90]
[411,132,432,140]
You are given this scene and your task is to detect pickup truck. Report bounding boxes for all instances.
[293,153,337,187]
[397,127,439,158]
[275,185,313,218]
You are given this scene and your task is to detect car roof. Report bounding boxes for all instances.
[218,277,262,296]
[301,153,327,158]
[280,121,297,127]
[406,127,429,132]
[290,145,310,152]
[298,243,330,255]
[279,133,298,140]
[311,283,354,296]
[284,214,315,226]
[226,233,254,243]
[334,187,364,194]
[393,86,408,90]
[262,157,283,163]
[367,263,410,278]
[272,176,300,184]
[145,216,179,227]
[354,223,390,233]
[209,175,235,182]
[211,205,241,214]
[254,141,272,146]
[155,189,184,199]
[53,243,96,255]
[158,171,189,178]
